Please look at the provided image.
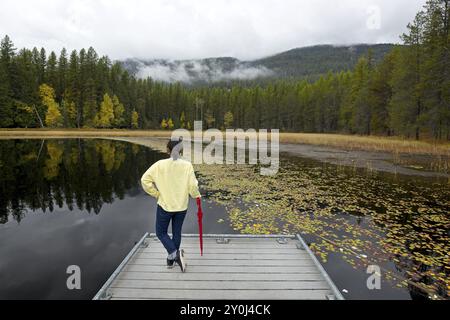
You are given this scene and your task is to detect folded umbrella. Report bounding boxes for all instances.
[196,197,203,256]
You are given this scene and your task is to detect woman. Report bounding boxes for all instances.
[141,138,201,272]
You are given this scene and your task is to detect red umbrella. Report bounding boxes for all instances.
[196,197,203,256]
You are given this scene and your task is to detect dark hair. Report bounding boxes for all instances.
[167,137,183,155]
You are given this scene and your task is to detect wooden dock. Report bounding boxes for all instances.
[93,234,343,300]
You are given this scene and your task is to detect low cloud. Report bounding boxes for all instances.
[136,59,274,83]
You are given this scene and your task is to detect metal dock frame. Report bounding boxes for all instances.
[93,233,344,300]
[93,232,149,300]
[296,233,344,300]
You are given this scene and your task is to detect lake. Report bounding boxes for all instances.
[0,139,233,299]
[0,138,448,300]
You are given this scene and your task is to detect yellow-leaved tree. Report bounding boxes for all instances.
[167,117,174,129]
[112,95,125,127]
[224,111,234,129]
[94,94,114,128]
[131,110,139,129]
[161,118,168,129]
[179,112,186,128]
[39,84,63,128]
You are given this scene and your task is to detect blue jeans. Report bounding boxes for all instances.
[155,205,187,256]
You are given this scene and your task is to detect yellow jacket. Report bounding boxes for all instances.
[141,158,201,212]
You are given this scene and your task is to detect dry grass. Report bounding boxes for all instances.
[0,129,449,157]
[279,133,450,157]
[0,128,172,138]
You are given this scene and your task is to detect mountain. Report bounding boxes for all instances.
[120,44,395,84]
[251,44,394,79]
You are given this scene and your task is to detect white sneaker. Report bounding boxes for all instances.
[175,249,186,273]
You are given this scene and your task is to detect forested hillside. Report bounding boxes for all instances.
[121,44,393,84]
[250,44,394,79]
[0,0,448,140]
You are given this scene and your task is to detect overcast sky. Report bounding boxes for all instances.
[0,0,427,61]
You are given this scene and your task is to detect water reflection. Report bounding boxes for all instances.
[0,139,155,222]
[0,139,232,299]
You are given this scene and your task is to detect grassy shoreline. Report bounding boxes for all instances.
[0,128,449,157]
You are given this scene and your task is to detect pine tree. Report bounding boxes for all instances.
[38,48,47,84]
[57,48,68,100]
[46,51,58,90]
[0,35,15,127]
[369,50,396,135]
[67,50,80,127]
[420,0,450,138]
[346,56,373,135]
[389,11,426,138]
[14,49,38,127]
[82,78,97,127]
[13,101,34,128]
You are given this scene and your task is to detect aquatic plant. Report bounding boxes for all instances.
[195,157,450,299]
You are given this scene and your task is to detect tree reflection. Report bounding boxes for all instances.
[0,139,162,223]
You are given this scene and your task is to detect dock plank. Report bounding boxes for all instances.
[148,243,299,248]
[116,272,325,282]
[141,248,304,254]
[95,234,342,300]
[146,239,299,249]
[124,264,320,274]
[137,252,311,260]
[129,258,315,267]
[110,288,332,300]
[111,279,330,290]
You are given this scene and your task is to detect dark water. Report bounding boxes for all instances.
[1,139,448,300]
[279,155,450,300]
[0,139,233,299]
